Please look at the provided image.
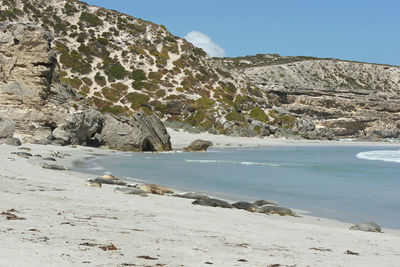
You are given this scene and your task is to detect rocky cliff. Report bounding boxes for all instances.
[213,55,400,140]
[0,22,171,151]
[1,0,399,141]
[0,0,269,136]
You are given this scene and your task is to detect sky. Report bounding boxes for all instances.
[85,0,400,65]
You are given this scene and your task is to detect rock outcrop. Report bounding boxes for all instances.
[217,55,400,140]
[102,111,171,151]
[0,22,171,151]
[0,119,21,146]
[184,139,213,152]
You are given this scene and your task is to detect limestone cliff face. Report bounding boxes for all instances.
[0,22,171,151]
[214,55,400,140]
[0,22,56,104]
[0,0,268,135]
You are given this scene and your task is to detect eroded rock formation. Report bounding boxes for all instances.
[0,22,171,151]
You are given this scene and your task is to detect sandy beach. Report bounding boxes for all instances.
[1,141,400,267]
[167,128,400,149]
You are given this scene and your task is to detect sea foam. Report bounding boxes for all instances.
[184,159,285,167]
[356,149,400,163]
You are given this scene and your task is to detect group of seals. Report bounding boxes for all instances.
[86,176,384,231]
[173,192,298,217]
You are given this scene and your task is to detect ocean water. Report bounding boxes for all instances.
[79,146,400,229]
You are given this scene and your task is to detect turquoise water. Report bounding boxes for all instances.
[80,146,400,229]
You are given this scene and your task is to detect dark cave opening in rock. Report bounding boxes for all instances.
[142,138,155,152]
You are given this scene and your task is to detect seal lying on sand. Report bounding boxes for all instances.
[173,192,210,200]
[192,198,233,209]
[248,205,298,217]
[114,187,147,196]
[88,175,127,186]
[232,201,257,210]
[349,222,381,233]
[136,184,174,195]
[253,200,277,206]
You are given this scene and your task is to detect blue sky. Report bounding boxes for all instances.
[85,0,400,65]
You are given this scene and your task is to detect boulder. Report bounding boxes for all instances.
[1,137,22,146]
[0,119,15,139]
[227,126,258,137]
[101,112,171,152]
[52,109,103,146]
[349,222,381,233]
[166,101,183,115]
[173,192,210,200]
[24,126,53,145]
[0,119,21,146]
[184,139,213,152]
[192,198,233,209]
[294,118,316,133]
[259,125,279,137]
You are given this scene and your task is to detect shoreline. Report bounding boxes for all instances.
[75,145,400,231]
[167,127,400,149]
[2,143,400,266]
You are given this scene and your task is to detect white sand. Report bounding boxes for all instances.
[167,127,400,149]
[1,143,400,266]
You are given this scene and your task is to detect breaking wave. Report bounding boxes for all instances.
[184,159,287,167]
[356,150,400,163]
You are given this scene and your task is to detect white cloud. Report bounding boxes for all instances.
[184,31,226,57]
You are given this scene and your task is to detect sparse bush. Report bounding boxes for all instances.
[276,114,296,128]
[195,96,215,109]
[226,111,246,123]
[82,77,93,86]
[131,69,147,81]
[123,92,150,109]
[155,89,166,98]
[76,32,88,43]
[80,12,103,27]
[249,107,268,122]
[111,82,128,92]
[95,72,107,86]
[64,2,78,16]
[193,47,207,57]
[59,49,91,74]
[148,71,163,80]
[102,87,123,102]
[106,63,128,80]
